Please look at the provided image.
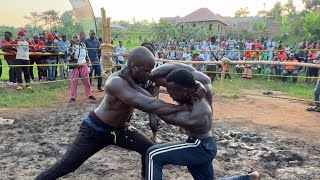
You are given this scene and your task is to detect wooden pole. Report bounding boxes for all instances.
[100,8,114,76]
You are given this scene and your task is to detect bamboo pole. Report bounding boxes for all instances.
[100,8,114,76]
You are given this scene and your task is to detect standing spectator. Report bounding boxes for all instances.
[80,32,86,43]
[266,37,276,59]
[237,37,245,51]
[306,78,320,112]
[57,35,70,79]
[245,40,254,50]
[44,34,58,81]
[254,40,262,50]
[227,36,236,50]
[15,30,32,90]
[114,40,126,70]
[68,34,96,102]
[84,30,103,91]
[282,53,298,83]
[1,31,17,85]
[29,34,44,81]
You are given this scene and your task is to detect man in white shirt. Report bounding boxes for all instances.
[266,38,276,59]
[15,30,32,90]
[114,40,126,71]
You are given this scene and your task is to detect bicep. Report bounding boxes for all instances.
[107,78,155,108]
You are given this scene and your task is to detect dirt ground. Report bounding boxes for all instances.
[0,89,319,180]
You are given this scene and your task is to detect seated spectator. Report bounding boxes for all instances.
[278,49,287,62]
[229,46,241,60]
[282,53,298,83]
[268,55,279,81]
[67,34,96,102]
[244,48,253,59]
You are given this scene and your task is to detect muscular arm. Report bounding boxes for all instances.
[106,76,184,116]
[151,63,196,81]
[118,66,153,97]
[159,99,211,129]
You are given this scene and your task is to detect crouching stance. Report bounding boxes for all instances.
[145,69,259,180]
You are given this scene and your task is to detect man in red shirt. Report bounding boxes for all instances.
[282,53,298,83]
[1,31,16,84]
[30,34,45,81]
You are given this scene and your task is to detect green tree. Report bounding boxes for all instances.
[302,12,320,40]
[56,11,83,38]
[234,7,250,17]
[283,0,297,15]
[42,10,60,30]
[302,0,320,12]
[253,18,273,37]
[24,11,42,29]
[267,1,283,19]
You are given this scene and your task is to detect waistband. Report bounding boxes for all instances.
[187,136,215,143]
[85,111,122,132]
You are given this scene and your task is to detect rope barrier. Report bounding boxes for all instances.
[1,58,320,68]
[1,43,320,52]
[0,75,103,88]
[155,59,320,68]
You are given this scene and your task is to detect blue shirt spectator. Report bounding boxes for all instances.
[84,36,100,62]
[57,36,70,53]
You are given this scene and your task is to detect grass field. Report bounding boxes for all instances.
[0,31,317,108]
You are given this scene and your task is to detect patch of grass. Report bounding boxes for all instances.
[212,72,315,100]
[0,81,69,108]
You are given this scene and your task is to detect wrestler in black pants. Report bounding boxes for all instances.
[35,111,155,180]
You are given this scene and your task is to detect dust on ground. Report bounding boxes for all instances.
[0,89,319,180]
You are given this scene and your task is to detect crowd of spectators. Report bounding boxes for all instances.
[0,29,122,102]
[146,35,320,84]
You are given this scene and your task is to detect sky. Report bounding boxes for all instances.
[0,0,305,27]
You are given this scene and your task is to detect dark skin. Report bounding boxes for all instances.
[2,33,16,54]
[31,36,43,52]
[94,47,185,128]
[160,82,212,139]
[150,63,212,108]
[120,62,209,142]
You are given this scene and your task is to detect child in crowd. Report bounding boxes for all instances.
[243,56,253,79]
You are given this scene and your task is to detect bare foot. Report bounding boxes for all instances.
[249,171,259,180]
[152,133,163,144]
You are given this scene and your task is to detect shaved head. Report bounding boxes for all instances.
[127,46,155,84]
[127,46,155,68]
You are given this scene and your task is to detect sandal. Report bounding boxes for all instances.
[306,106,317,111]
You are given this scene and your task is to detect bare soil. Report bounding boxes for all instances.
[0,89,319,180]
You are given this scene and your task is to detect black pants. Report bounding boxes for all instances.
[15,59,31,84]
[35,111,155,180]
[0,58,2,78]
[5,59,17,83]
